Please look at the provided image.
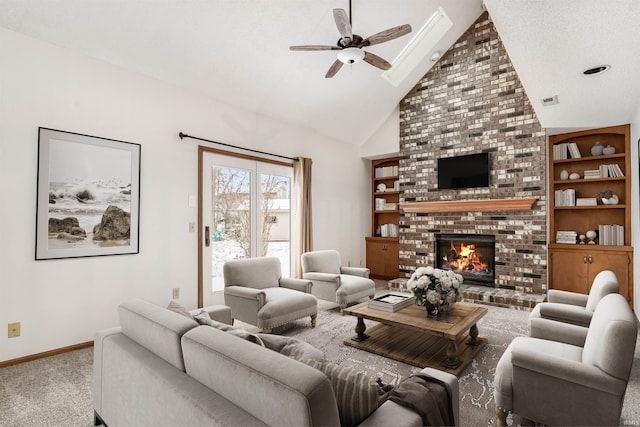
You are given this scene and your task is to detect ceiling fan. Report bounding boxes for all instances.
[290,2,412,78]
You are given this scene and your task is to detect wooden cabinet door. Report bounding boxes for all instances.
[551,246,633,305]
[366,240,386,278]
[366,238,399,279]
[549,248,589,294]
[382,241,399,279]
[588,250,632,303]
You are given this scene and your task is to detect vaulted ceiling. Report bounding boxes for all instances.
[1,0,638,144]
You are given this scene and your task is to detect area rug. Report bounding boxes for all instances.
[235,300,530,426]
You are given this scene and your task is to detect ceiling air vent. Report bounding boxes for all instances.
[541,95,559,106]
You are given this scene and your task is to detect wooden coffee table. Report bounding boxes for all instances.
[343,301,488,377]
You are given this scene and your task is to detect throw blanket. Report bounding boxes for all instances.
[378,373,454,426]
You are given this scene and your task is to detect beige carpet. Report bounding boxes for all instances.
[1,297,639,426]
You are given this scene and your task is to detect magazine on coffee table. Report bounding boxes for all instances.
[368,293,413,312]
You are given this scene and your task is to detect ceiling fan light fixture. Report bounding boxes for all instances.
[382,7,453,86]
[337,47,365,64]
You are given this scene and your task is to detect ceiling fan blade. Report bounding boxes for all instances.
[363,51,392,70]
[290,45,341,51]
[333,8,352,39]
[325,59,344,78]
[362,24,412,47]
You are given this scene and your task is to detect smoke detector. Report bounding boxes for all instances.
[541,95,559,106]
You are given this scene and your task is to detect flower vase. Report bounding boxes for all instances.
[425,303,440,317]
[426,301,451,317]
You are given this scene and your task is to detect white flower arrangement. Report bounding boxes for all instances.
[408,267,463,311]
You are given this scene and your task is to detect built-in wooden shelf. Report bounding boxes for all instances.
[400,198,538,213]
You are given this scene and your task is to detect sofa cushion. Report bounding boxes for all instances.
[167,300,194,320]
[182,326,341,427]
[119,299,198,371]
[257,334,324,362]
[193,310,265,346]
[302,358,379,426]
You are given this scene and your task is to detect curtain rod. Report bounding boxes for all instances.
[178,132,297,162]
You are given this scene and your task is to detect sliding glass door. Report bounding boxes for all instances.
[201,152,292,301]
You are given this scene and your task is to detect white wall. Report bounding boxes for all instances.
[0,27,371,362]
[360,106,400,160]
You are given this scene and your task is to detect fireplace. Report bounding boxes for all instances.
[435,234,495,286]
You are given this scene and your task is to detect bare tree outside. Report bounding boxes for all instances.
[211,167,289,258]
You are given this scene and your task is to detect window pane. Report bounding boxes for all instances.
[211,166,251,291]
[260,173,291,277]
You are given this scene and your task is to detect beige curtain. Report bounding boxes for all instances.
[293,157,313,278]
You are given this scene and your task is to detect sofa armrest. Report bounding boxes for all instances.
[420,367,459,426]
[224,286,266,307]
[512,347,625,395]
[197,305,233,325]
[529,317,588,347]
[279,277,313,293]
[547,289,589,307]
[359,367,459,427]
[538,303,593,326]
[340,266,370,278]
[303,272,340,284]
[358,401,423,427]
[93,326,122,419]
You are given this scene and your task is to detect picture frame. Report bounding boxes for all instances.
[35,127,141,260]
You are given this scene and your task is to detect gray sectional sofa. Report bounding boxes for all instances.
[93,298,459,426]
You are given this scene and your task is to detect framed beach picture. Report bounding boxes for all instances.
[35,127,141,260]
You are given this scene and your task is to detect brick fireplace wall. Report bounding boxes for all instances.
[398,12,548,299]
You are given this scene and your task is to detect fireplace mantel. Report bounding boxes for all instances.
[400,198,538,213]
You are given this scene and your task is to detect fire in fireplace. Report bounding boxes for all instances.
[435,234,495,286]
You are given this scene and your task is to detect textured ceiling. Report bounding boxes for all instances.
[484,0,640,135]
[1,1,638,144]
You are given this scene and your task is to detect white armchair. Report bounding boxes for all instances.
[301,250,375,314]
[223,256,317,333]
[495,293,637,426]
[529,270,619,342]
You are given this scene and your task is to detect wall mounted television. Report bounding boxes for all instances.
[437,152,489,190]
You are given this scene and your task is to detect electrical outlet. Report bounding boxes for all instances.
[8,322,20,338]
[172,288,180,299]
[188,222,196,233]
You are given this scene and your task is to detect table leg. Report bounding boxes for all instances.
[442,339,462,369]
[350,316,369,342]
[467,323,480,346]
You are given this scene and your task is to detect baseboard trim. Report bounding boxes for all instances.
[0,341,93,368]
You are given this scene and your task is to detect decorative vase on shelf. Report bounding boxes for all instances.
[586,230,597,244]
[602,145,616,155]
[560,169,569,180]
[591,141,604,156]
